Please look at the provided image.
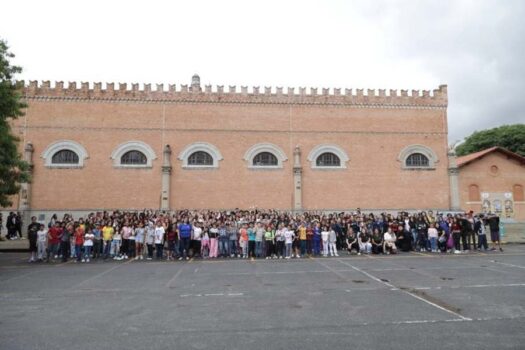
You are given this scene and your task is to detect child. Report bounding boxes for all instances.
[112,227,122,260]
[329,228,339,257]
[83,229,94,262]
[146,222,155,260]
[239,224,248,259]
[135,222,145,260]
[74,225,84,262]
[102,222,114,260]
[321,227,330,257]
[36,224,48,261]
[201,227,210,258]
[284,226,295,259]
[475,215,489,251]
[428,223,439,253]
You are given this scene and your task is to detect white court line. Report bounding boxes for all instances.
[70,259,134,290]
[337,259,472,321]
[490,260,525,269]
[166,268,185,288]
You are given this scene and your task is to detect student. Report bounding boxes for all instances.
[328,227,339,257]
[383,227,397,254]
[372,227,383,254]
[247,223,256,259]
[475,214,489,251]
[60,224,72,262]
[255,222,264,258]
[264,225,275,259]
[239,224,248,259]
[178,219,192,260]
[218,223,229,258]
[283,225,295,259]
[201,226,210,258]
[166,223,177,261]
[135,222,145,260]
[92,225,102,259]
[312,222,322,256]
[306,224,313,256]
[488,213,503,252]
[451,217,461,254]
[192,222,203,258]
[128,225,136,259]
[102,222,114,260]
[298,223,307,257]
[154,221,165,260]
[209,223,219,258]
[146,222,156,260]
[36,224,48,262]
[275,224,285,259]
[346,227,359,255]
[121,223,132,259]
[83,229,94,262]
[27,216,40,263]
[427,223,439,253]
[321,227,330,257]
[228,223,239,258]
[358,228,372,254]
[112,226,122,260]
[74,224,85,262]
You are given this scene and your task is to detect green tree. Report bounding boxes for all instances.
[0,39,29,207]
[455,124,525,157]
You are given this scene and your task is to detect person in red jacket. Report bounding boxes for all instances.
[74,224,85,262]
[47,223,63,262]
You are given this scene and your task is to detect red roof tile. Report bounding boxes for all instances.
[456,146,525,167]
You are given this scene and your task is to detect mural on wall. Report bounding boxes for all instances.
[481,192,514,218]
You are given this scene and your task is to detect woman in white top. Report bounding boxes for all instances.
[145,222,156,260]
[36,224,48,261]
[83,230,94,262]
[134,222,145,260]
[321,227,330,257]
[275,224,285,259]
[283,226,295,259]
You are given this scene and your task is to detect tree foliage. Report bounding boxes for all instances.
[0,39,29,207]
[455,124,525,157]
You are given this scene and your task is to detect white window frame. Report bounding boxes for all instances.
[178,142,223,169]
[41,140,89,168]
[243,143,287,170]
[111,141,157,168]
[398,144,438,170]
[307,144,349,169]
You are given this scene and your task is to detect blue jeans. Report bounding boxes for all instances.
[255,241,262,257]
[103,241,111,259]
[83,246,92,259]
[75,245,83,261]
[300,240,306,255]
[229,240,238,256]
[219,238,229,256]
[313,239,321,255]
[429,237,437,251]
[285,243,292,258]
[179,237,190,258]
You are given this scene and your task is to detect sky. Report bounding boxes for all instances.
[1,0,523,142]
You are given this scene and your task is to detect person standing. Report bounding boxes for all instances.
[475,214,489,251]
[154,221,165,260]
[27,216,40,262]
[134,222,145,260]
[283,225,295,259]
[321,227,330,257]
[83,229,94,262]
[36,224,48,261]
[102,222,114,260]
[247,223,256,259]
[47,222,62,261]
[209,223,219,258]
[74,224,85,262]
[312,222,322,256]
[264,225,275,259]
[488,213,503,252]
[60,224,72,262]
[178,219,192,260]
[228,223,239,258]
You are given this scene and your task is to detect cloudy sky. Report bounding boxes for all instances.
[1,0,523,142]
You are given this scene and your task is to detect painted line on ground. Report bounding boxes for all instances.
[166,267,185,289]
[337,259,472,321]
[490,260,525,269]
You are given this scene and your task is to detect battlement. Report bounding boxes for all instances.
[20,78,447,108]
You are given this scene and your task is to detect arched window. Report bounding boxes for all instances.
[406,153,430,167]
[51,150,79,164]
[307,144,349,169]
[188,151,213,166]
[42,140,89,168]
[316,152,341,167]
[468,184,480,201]
[178,142,223,169]
[111,141,157,168]
[243,143,287,169]
[120,150,147,165]
[253,152,278,166]
[513,184,524,201]
[398,144,438,170]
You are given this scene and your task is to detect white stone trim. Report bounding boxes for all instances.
[178,142,223,169]
[243,143,288,169]
[110,141,157,168]
[398,144,438,169]
[41,140,89,168]
[307,144,349,169]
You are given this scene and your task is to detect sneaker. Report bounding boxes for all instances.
[81,259,85,262]
[357,252,361,256]
[147,257,152,260]
[54,255,58,259]
[178,257,183,261]
[297,255,301,259]
[86,259,90,262]
[454,250,460,254]
[185,257,189,260]
[335,254,339,257]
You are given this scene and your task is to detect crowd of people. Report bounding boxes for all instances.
[17,208,504,263]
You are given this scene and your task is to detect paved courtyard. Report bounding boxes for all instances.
[1,247,524,350]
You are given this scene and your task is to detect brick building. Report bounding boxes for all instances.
[4,75,523,223]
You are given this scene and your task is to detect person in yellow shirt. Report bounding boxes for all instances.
[298,223,307,257]
[102,223,114,260]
